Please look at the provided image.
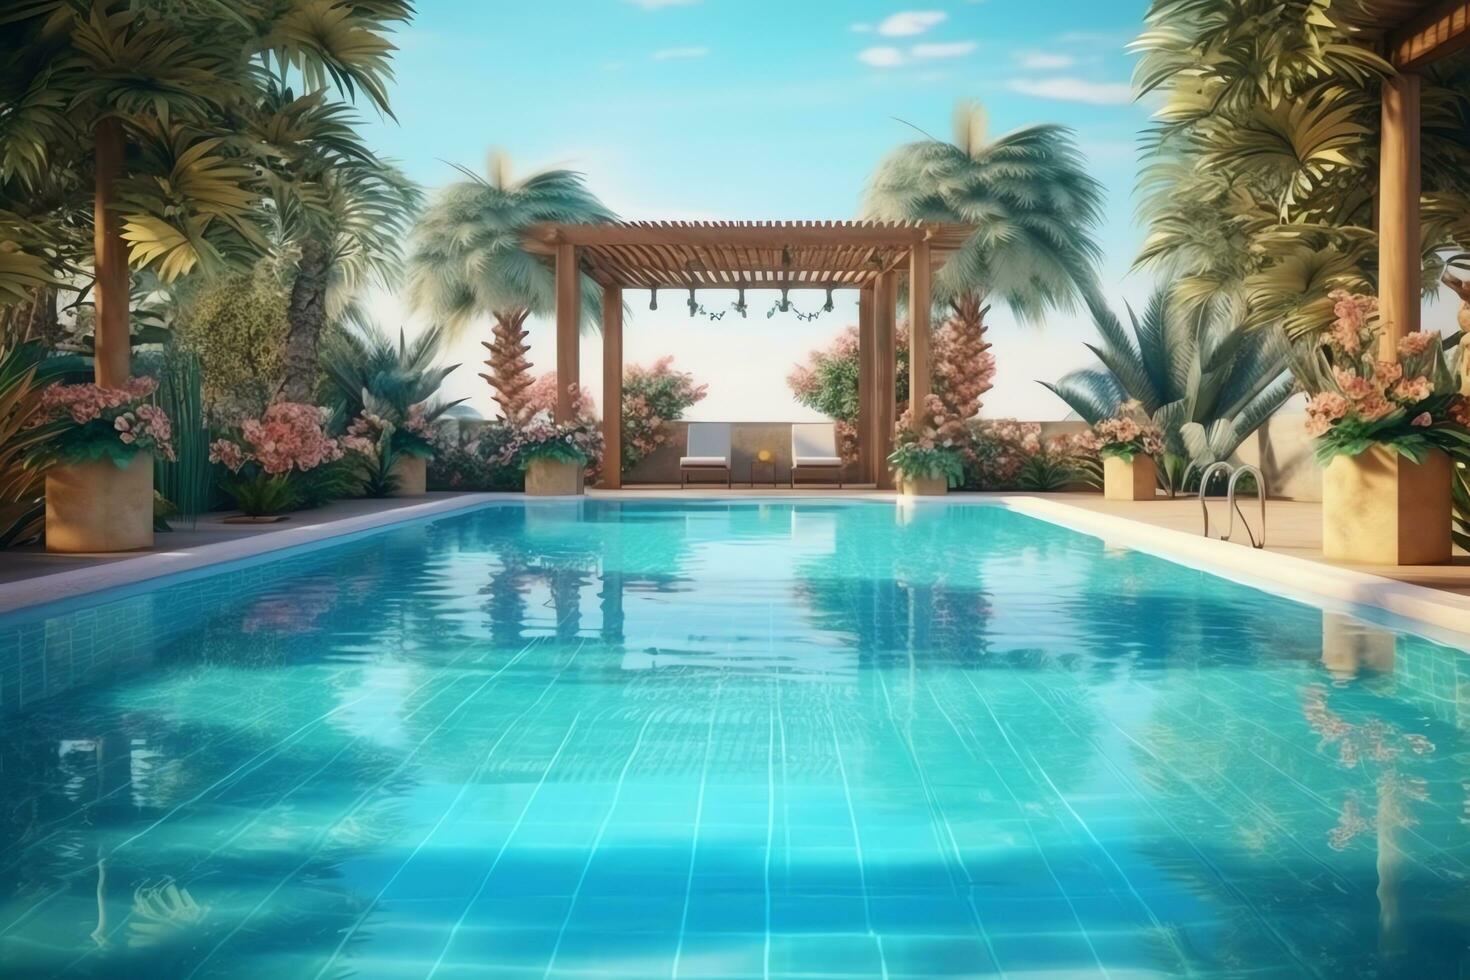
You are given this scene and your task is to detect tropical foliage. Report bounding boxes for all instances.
[209,402,344,516]
[963,419,1100,491]
[407,156,614,420]
[32,377,174,466]
[888,395,966,487]
[321,320,462,456]
[0,342,81,547]
[174,270,290,419]
[499,413,603,470]
[1044,289,1296,493]
[1131,1,1470,335]
[1083,403,1166,464]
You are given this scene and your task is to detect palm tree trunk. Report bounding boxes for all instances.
[0,286,58,348]
[93,119,130,387]
[281,236,329,403]
[935,291,993,421]
[478,308,534,422]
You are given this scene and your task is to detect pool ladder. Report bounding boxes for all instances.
[1198,461,1266,549]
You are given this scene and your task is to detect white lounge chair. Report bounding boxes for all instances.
[680,423,732,487]
[790,423,844,488]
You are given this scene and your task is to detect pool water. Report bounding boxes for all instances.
[1,500,1468,978]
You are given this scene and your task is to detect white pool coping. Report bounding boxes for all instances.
[2,489,1467,648]
[0,493,511,616]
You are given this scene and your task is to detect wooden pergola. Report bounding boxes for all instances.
[522,220,977,489]
[1352,0,1470,354]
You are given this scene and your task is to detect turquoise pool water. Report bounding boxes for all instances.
[1,499,1468,978]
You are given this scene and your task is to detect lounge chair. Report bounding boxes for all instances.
[790,423,844,488]
[680,423,732,487]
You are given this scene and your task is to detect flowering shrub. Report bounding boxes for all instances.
[789,327,909,462]
[622,357,707,472]
[1301,290,1470,464]
[35,376,175,465]
[887,394,966,486]
[428,422,523,491]
[962,419,1100,490]
[208,402,343,516]
[498,410,603,471]
[525,372,597,421]
[1083,401,1165,462]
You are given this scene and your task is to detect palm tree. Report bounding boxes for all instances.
[1043,289,1297,494]
[251,85,422,402]
[861,100,1105,397]
[406,154,615,422]
[319,320,463,425]
[0,1,411,386]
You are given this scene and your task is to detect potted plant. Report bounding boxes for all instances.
[888,395,964,496]
[1298,290,1470,564]
[502,411,603,495]
[209,402,343,521]
[33,376,174,552]
[1086,402,1164,501]
[340,401,439,497]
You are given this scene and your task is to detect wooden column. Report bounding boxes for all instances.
[601,286,622,488]
[873,271,897,489]
[1378,72,1421,360]
[908,241,932,415]
[857,287,875,485]
[93,119,130,387]
[555,243,581,422]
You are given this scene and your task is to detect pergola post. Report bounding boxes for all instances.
[873,271,897,489]
[857,287,875,484]
[601,286,623,488]
[555,242,581,423]
[1378,71,1421,359]
[908,240,932,415]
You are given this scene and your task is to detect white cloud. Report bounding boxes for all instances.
[623,0,698,9]
[858,46,907,68]
[912,41,976,59]
[1016,51,1074,69]
[1006,77,1134,106]
[877,10,946,36]
[651,46,710,60]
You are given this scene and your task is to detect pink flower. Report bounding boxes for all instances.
[1396,332,1436,357]
[1390,375,1433,404]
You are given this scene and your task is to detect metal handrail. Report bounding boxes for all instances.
[1198,461,1266,548]
[1198,461,1233,540]
[1226,465,1266,549]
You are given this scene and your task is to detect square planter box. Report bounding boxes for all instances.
[389,454,427,497]
[897,474,948,497]
[525,457,584,496]
[1104,454,1157,501]
[1323,445,1451,565]
[46,452,153,553]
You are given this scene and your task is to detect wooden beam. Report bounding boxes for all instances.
[908,240,932,412]
[526,221,970,251]
[93,118,129,387]
[873,271,897,490]
[1390,0,1470,69]
[601,286,623,488]
[1378,71,1421,358]
[555,243,581,422]
[857,286,875,484]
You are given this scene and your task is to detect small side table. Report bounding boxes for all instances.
[749,459,776,487]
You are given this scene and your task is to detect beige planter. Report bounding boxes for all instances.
[1104,454,1157,501]
[390,453,427,497]
[1323,445,1451,565]
[897,474,948,497]
[525,457,584,496]
[45,453,153,553]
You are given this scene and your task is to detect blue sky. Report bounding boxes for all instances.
[361,0,1156,421]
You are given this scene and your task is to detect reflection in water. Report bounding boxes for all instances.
[0,500,1467,978]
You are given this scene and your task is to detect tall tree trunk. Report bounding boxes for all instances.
[93,119,129,387]
[479,308,534,422]
[0,286,59,348]
[281,236,328,403]
[933,291,993,421]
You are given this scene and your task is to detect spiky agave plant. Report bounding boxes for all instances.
[406,153,614,422]
[862,100,1106,381]
[1043,289,1297,494]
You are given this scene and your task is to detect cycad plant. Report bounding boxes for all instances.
[1043,289,1297,494]
[320,321,463,426]
[407,154,615,422]
[862,100,1104,419]
[0,342,85,547]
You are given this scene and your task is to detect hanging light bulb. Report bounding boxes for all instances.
[823,288,834,313]
[649,289,658,311]
[779,287,791,312]
[687,288,698,316]
[734,287,747,318]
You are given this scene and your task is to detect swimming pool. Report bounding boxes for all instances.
[1,499,1467,978]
